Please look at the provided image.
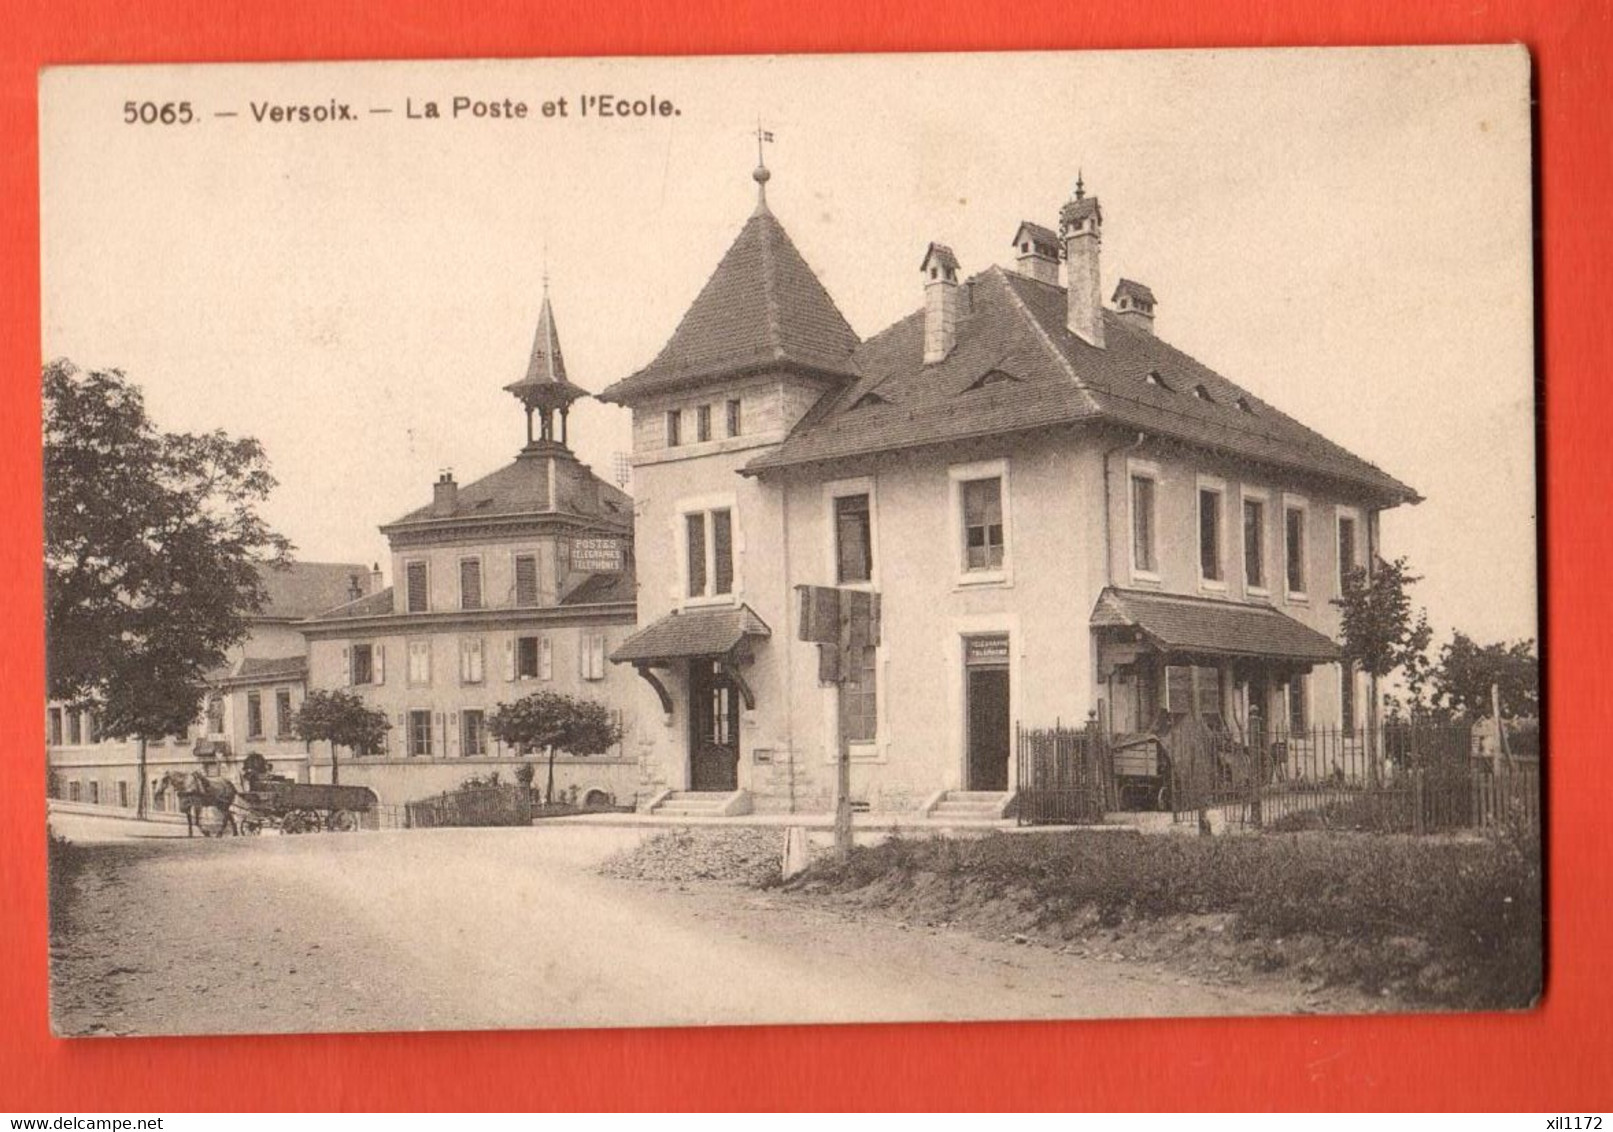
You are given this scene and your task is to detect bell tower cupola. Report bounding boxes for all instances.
[503,278,588,453]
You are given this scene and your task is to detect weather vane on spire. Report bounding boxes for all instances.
[1075,169,1085,199]
[753,121,774,206]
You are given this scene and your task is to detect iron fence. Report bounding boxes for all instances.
[404,784,533,828]
[1016,721,1113,825]
[1018,717,1539,836]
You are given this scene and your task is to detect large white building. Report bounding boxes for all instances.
[601,163,1419,816]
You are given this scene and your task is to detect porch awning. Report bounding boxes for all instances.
[1091,587,1340,663]
[610,603,771,666]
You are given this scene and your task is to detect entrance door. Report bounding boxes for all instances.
[688,660,740,792]
[966,665,1011,791]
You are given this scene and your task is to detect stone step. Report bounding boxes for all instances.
[949,791,1012,802]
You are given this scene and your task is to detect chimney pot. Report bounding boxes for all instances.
[1113,279,1157,335]
[432,471,459,517]
[920,242,963,365]
[1011,222,1061,286]
[1059,183,1105,349]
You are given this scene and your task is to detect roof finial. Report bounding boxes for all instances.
[753,121,774,209]
[541,240,550,294]
[1075,169,1085,200]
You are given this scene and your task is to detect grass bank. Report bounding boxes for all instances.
[785,829,1542,1010]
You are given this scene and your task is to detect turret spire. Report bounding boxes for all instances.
[753,122,774,211]
[503,279,588,451]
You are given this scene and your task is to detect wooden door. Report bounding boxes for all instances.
[966,666,1011,791]
[689,661,740,792]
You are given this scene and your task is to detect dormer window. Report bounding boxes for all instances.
[1193,384,1215,403]
[1236,396,1255,414]
[966,369,1018,391]
[851,391,889,410]
[1146,370,1173,391]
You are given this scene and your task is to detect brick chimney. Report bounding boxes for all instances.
[1011,221,1061,286]
[1059,176,1104,349]
[369,563,383,594]
[347,573,364,601]
[431,470,458,517]
[920,242,962,364]
[1112,279,1156,335]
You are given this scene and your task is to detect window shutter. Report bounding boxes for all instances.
[504,636,516,681]
[342,646,351,686]
[540,636,553,681]
[375,644,386,684]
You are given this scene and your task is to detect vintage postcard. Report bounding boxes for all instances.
[40,47,1538,1036]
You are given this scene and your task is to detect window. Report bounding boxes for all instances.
[1288,674,1310,732]
[696,404,712,442]
[1243,495,1267,591]
[1164,664,1223,727]
[84,713,99,744]
[407,639,432,686]
[275,689,293,738]
[726,398,742,437]
[1341,664,1356,738]
[1337,512,1359,593]
[462,710,487,757]
[47,708,62,746]
[88,781,100,805]
[405,560,429,613]
[515,635,551,681]
[246,692,264,739]
[961,477,1005,571]
[1285,500,1308,596]
[838,644,878,744]
[666,409,682,447]
[68,781,81,803]
[66,711,82,745]
[351,642,381,685]
[580,633,607,681]
[117,781,129,808]
[1131,472,1158,576]
[1198,482,1224,585]
[514,554,539,607]
[459,637,485,684]
[834,493,873,584]
[460,558,483,610]
[409,710,433,757]
[684,507,735,599]
[206,693,225,735]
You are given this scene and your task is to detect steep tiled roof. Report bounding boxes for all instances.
[258,562,373,620]
[561,572,637,606]
[610,604,771,664]
[311,587,394,621]
[384,452,633,531]
[746,266,1417,503]
[599,206,860,403]
[233,656,308,681]
[1092,587,1340,662]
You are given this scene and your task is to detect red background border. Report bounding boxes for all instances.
[2,0,1606,1112]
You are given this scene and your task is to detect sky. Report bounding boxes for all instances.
[39,47,1536,646]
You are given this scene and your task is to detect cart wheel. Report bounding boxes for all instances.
[240,818,264,836]
[327,810,357,833]
[282,809,315,834]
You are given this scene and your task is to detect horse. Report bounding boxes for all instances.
[153,771,239,837]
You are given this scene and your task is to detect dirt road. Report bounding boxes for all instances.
[50,819,1343,1036]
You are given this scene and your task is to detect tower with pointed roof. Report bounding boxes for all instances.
[505,283,589,451]
[295,279,644,809]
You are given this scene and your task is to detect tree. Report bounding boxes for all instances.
[293,689,391,785]
[1333,556,1433,779]
[487,691,621,804]
[44,360,292,816]
[1434,632,1539,720]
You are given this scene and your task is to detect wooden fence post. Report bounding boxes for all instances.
[1412,768,1425,836]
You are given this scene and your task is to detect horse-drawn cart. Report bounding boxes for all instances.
[236,779,378,835]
